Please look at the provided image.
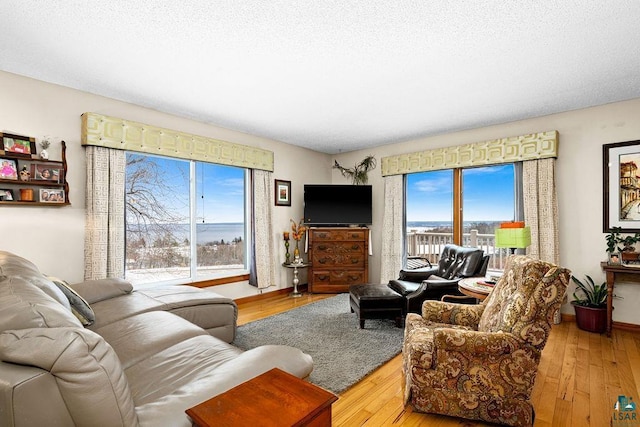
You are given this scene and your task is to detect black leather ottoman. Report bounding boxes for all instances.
[349,283,404,329]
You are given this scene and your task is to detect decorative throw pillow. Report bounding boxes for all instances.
[47,276,95,326]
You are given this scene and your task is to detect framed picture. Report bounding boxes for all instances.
[0,157,18,180]
[1,133,36,157]
[39,188,65,203]
[0,189,14,201]
[608,252,622,265]
[275,179,291,206]
[603,140,640,232]
[30,163,62,183]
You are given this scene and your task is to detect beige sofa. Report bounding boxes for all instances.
[0,251,313,427]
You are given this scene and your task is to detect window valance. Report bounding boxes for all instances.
[81,112,274,171]
[381,130,558,176]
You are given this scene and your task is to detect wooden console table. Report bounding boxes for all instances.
[186,368,337,426]
[600,262,640,337]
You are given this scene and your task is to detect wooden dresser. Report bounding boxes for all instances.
[308,227,369,293]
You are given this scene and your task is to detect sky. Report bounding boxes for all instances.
[406,164,515,222]
[126,153,245,224]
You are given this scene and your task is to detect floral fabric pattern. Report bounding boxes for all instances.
[403,255,570,427]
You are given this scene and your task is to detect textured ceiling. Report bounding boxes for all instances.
[1,1,640,154]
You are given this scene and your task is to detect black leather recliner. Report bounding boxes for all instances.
[388,244,489,314]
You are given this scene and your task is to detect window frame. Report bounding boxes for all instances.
[124,152,251,287]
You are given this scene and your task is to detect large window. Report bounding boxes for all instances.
[406,164,515,269]
[125,153,249,285]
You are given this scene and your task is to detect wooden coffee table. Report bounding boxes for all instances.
[186,368,337,427]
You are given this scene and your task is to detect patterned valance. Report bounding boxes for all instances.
[381,130,558,176]
[81,112,274,171]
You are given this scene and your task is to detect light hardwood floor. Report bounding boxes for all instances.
[236,292,640,426]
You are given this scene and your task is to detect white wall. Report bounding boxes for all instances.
[0,71,330,298]
[333,97,640,325]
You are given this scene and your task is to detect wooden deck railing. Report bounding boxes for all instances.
[406,229,508,270]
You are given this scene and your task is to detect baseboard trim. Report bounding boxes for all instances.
[560,313,640,333]
[235,284,309,305]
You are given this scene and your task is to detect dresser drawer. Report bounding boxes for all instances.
[310,270,366,293]
[311,251,365,268]
[311,229,366,241]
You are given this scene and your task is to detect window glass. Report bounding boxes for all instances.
[195,162,246,279]
[125,153,248,285]
[406,169,453,263]
[406,164,515,270]
[462,164,515,269]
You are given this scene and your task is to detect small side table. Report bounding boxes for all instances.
[186,368,337,427]
[283,262,309,298]
[458,277,494,301]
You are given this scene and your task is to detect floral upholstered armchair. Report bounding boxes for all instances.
[402,255,570,427]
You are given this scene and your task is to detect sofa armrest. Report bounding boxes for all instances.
[421,300,484,328]
[69,278,133,304]
[0,362,75,427]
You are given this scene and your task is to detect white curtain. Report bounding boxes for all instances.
[523,158,559,264]
[84,146,126,280]
[380,174,405,283]
[249,170,276,289]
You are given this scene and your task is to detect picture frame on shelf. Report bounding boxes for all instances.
[275,179,291,206]
[603,140,640,232]
[0,157,18,180]
[0,189,14,201]
[608,252,622,265]
[39,188,65,203]
[1,133,36,157]
[30,163,62,183]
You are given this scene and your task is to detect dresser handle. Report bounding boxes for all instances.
[351,244,360,250]
[318,245,328,250]
[318,258,328,264]
[351,258,361,264]
[317,275,329,281]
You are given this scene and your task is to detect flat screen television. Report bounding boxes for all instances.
[303,184,372,226]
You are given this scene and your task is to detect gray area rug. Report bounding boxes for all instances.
[232,293,403,394]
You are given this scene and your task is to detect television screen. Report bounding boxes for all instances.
[304,185,372,226]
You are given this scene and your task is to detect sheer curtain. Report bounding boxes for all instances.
[380,174,405,283]
[249,169,276,289]
[523,158,559,264]
[84,146,126,280]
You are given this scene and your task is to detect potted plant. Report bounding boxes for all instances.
[605,226,640,263]
[333,155,377,185]
[571,275,607,333]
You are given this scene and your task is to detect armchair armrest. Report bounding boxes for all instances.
[69,278,133,304]
[421,277,461,288]
[398,266,438,282]
[433,328,522,356]
[421,300,485,328]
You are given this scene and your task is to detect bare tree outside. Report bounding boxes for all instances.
[125,154,190,274]
[124,153,246,285]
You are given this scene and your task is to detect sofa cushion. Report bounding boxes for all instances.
[0,327,138,427]
[0,251,70,309]
[48,276,95,326]
[132,341,313,427]
[70,278,133,304]
[95,311,209,369]
[88,286,238,342]
[0,276,81,331]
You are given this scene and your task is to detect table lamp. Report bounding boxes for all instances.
[495,225,531,254]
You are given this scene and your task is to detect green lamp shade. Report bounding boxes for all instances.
[495,226,531,248]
